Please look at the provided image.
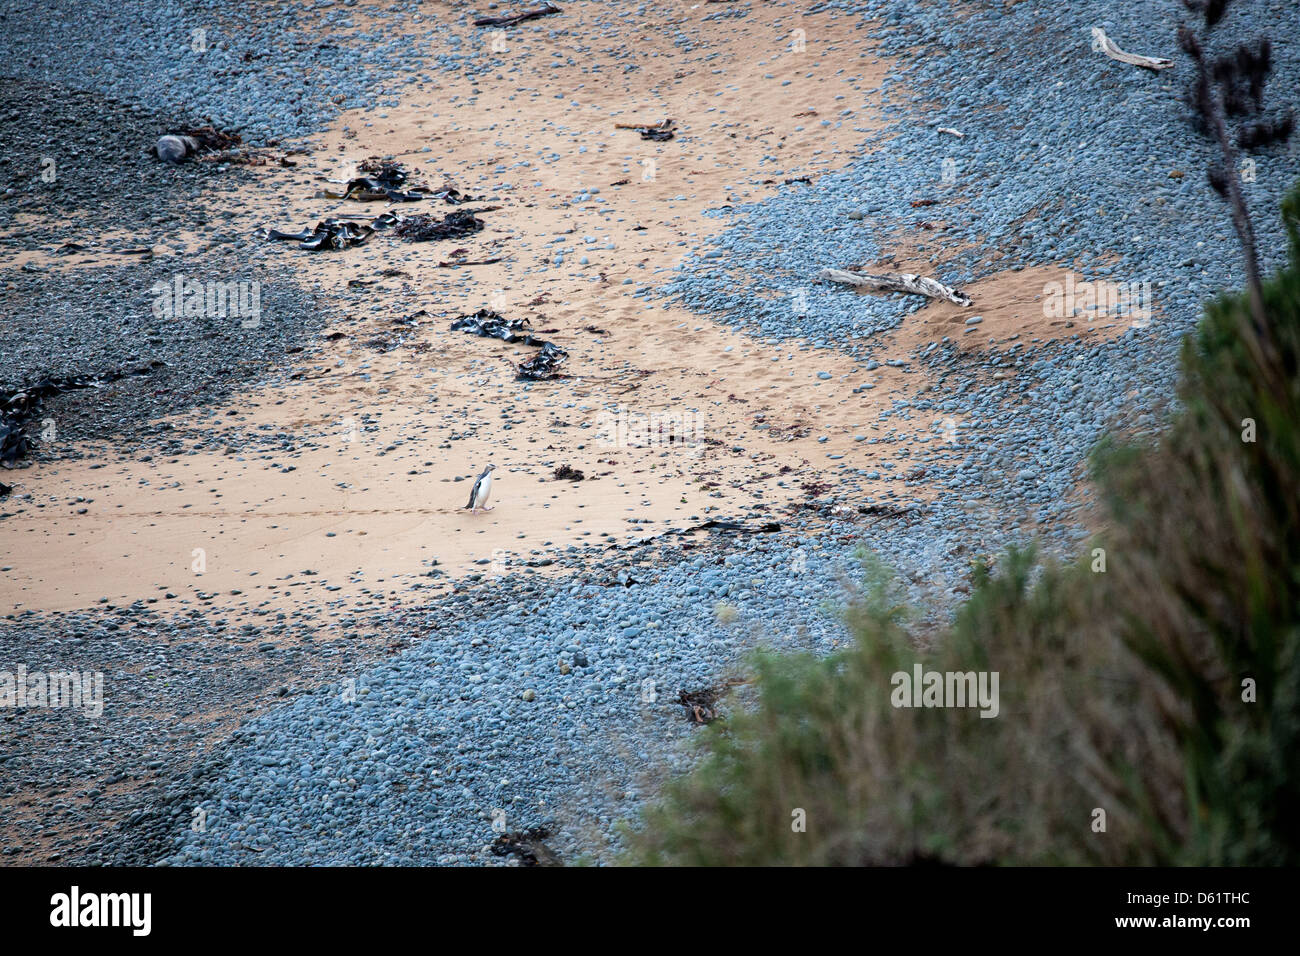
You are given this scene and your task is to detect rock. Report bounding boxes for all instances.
[155,134,198,163]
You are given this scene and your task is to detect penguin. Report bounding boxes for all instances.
[466,464,496,514]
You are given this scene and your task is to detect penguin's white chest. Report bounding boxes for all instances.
[474,472,493,507]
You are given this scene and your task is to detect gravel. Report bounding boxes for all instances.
[0,75,328,455]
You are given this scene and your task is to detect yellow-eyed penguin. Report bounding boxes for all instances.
[466,464,496,514]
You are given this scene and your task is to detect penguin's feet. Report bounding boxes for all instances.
[483,505,494,512]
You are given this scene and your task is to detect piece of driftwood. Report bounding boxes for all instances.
[615,119,676,141]
[437,257,503,267]
[474,3,560,28]
[937,126,965,138]
[1091,27,1173,71]
[818,267,973,307]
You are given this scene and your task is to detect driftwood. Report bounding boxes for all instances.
[818,267,972,307]
[936,127,965,138]
[615,119,676,141]
[437,257,503,267]
[1091,27,1173,71]
[474,4,560,28]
